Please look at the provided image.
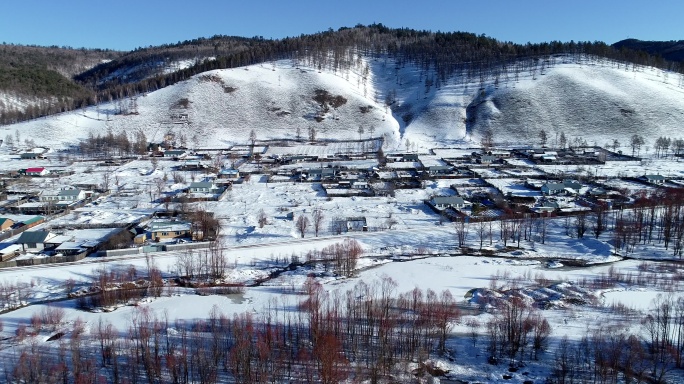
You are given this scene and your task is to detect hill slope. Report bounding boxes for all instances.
[464,62,684,147]
[0,45,121,119]
[6,56,684,151]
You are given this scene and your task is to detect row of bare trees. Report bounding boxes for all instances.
[7,277,463,383]
[612,189,684,257]
[453,189,684,259]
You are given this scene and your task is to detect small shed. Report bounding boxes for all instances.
[0,218,14,231]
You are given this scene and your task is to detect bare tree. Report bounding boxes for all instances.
[455,218,469,248]
[312,208,324,237]
[385,214,398,230]
[153,177,165,202]
[539,129,548,147]
[481,128,494,150]
[296,215,310,238]
[477,220,487,250]
[257,209,268,228]
[101,171,112,192]
[575,212,587,239]
[631,134,645,156]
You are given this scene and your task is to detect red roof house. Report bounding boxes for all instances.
[25,167,49,176]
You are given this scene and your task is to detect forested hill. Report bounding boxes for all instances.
[613,39,684,63]
[0,45,121,117]
[1,24,682,125]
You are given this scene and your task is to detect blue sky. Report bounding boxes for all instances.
[1,0,682,50]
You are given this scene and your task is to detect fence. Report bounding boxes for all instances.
[0,251,87,269]
[105,241,213,257]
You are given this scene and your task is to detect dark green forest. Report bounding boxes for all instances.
[0,24,681,125]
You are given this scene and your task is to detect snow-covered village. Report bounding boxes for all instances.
[1,18,684,384]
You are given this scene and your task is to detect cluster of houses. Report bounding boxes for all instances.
[12,186,93,215]
[1,139,676,265]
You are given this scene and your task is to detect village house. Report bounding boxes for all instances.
[331,217,368,234]
[478,155,499,165]
[138,220,192,243]
[25,167,49,177]
[218,169,240,179]
[490,150,512,158]
[16,230,56,251]
[402,153,420,162]
[640,174,666,185]
[427,165,453,175]
[301,167,338,181]
[20,152,46,160]
[163,149,188,159]
[178,160,207,171]
[187,181,223,194]
[429,196,469,210]
[40,187,86,202]
[541,180,583,196]
[19,216,44,229]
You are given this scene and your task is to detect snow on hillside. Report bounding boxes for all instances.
[369,56,684,149]
[0,91,33,113]
[5,59,398,149]
[471,64,684,147]
[4,55,684,150]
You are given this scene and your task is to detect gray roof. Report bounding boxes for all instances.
[147,220,191,232]
[562,180,583,190]
[432,196,465,206]
[644,174,665,181]
[16,230,52,244]
[55,242,86,251]
[189,182,214,189]
[58,188,82,197]
[542,183,566,191]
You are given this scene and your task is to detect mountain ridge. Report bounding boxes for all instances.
[613,38,684,62]
[1,25,682,126]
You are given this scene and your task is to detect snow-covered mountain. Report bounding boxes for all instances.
[5,55,684,150]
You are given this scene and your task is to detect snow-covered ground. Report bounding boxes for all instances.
[1,54,684,382]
